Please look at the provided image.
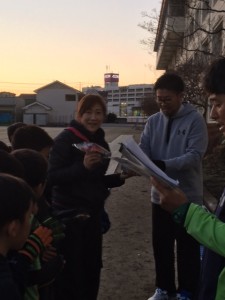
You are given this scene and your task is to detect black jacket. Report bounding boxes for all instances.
[48,120,124,215]
[0,254,23,300]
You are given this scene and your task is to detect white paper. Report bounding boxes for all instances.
[115,136,179,187]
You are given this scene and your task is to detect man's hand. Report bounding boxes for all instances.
[151,177,188,213]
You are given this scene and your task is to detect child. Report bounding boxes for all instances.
[7,122,27,145]
[11,124,53,160]
[0,173,39,300]
[11,148,64,300]
[0,141,11,153]
[0,149,24,178]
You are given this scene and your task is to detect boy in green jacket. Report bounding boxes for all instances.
[151,57,225,300]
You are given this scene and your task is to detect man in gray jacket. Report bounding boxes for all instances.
[140,73,208,300]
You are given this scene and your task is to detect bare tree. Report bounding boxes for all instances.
[140,94,159,116]
[138,0,225,119]
[138,0,225,58]
[175,59,208,118]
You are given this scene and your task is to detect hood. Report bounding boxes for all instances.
[169,102,197,120]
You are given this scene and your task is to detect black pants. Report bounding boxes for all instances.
[152,203,200,296]
[54,213,102,300]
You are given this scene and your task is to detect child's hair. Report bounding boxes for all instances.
[77,94,107,117]
[7,122,27,143]
[202,57,225,94]
[0,173,34,229]
[11,125,53,152]
[0,141,11,153]
[11,149,48,188]
[0,150,25,178]
[154,72,185,93]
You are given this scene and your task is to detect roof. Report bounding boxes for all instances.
[18,93,36,99]
[22,101,52,111]
[34,80,81,93]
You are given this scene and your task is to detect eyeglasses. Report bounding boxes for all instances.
[156,97,172,104]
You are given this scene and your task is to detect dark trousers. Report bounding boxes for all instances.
[54,213,102,300]
[152,203,200,296]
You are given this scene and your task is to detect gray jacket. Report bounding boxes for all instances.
[139,103,208,204]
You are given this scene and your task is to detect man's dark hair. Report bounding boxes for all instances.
[154,72,185,93]
[11,125,53,152]
[7,122,27,143]
[12,149,48,188]
[202,57,225,94]
[0,150,25,178]
[0,173,34,229]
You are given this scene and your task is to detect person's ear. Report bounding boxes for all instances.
[178,92,184,100]
[33,182,46,199]
[7,220,20,237]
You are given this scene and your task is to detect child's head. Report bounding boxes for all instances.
[0,141,11,153]
[7,122,27,144]
[0,150,25,178]
[11,125,54,159]
[11,149,48,200]
[0,173,35,254]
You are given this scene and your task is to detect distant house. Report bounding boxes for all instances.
[19,93,36,106]
[22,101,52,126]
[22,80,82,126]
[0,92,25,125]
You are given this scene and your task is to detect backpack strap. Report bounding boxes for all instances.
[66,127,89,142]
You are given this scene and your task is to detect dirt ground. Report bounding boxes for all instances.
[98,175,155,300]
[99,125,156,300]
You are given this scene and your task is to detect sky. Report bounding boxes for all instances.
[1,0,163,95]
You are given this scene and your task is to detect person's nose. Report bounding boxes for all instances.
[90,113,97,120]
[210,105,218,121]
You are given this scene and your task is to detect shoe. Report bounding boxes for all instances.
[147,288,169,300]
[176,290,192,300]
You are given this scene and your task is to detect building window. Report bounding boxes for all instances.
[65,94,76,101]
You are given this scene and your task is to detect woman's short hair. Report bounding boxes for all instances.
[77,94,107,118]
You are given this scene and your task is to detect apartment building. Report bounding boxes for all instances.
[83,73,154,117]
[154,0,225,70]
[154,0,225,121]
[106,84,153,117]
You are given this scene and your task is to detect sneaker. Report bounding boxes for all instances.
[147,288,169,300]
[176,290,192,300]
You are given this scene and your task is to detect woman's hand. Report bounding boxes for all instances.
[151,177,188,213]
[83,151,102,170]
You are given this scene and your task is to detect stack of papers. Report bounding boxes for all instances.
[112,136,179,188]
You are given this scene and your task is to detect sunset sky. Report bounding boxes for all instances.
[1,0,163,95]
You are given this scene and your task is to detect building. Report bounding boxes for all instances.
[106,84,153,117]
[0,92,25,125]
[154,0,225,70]
[154,0,225,121]
[1,77,153,126]
[83,73,154,118]
[22,80,82,126]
